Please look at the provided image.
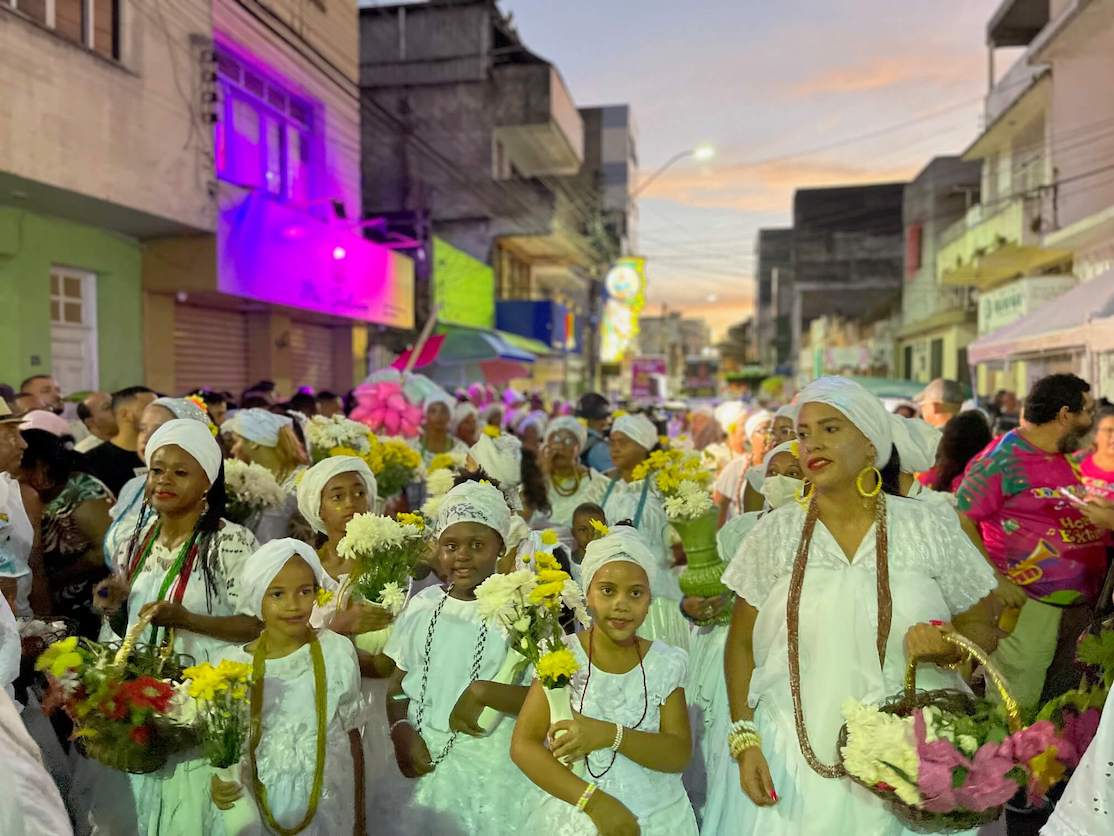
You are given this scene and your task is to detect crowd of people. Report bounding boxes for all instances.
[0,368,1112,836]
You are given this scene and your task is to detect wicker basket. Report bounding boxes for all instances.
[838,632,1023,834]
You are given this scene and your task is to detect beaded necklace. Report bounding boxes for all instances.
[577,627,649,780]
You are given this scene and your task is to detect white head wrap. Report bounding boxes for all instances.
[796,377,893,468]
[546,415,587,450]
[237,538,326,619]
[434,480,512,546]
[424,388,456,414]
[151,397,209,425]
[744,410,773,439]
[450,401,479,432]
[774,403,799,422]
[714,401,746,433]
[145,419,222,483]
[470,433,522,488]
[580,526,658,593]
[611,414,658,451]
[516,410,548,439]
[762,439,800,473]
[889,415,941,473]
[228,408,293,447]
[296,456,378,534]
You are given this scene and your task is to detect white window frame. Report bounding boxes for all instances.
[8,0,114,58]
[49,265,100,392]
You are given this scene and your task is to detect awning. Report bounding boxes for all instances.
[968,267,1114,364]
[391,325,536,371]
[496,329,552,357]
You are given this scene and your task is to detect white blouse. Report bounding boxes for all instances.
[546,468,609,528]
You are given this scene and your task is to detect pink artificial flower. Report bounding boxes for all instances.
[954,743,1021,812]
[1057,709,1100,769]
[998,721,1059,763]
[914,710,969,813]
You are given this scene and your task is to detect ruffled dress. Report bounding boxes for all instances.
[709,497,997,836]
[224,629,365,835]
[382,585,539,835]
[526,634,698,835]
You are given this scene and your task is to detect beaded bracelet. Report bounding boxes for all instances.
[728,729,762,759]
[729,718,759,736]
[576,782,598,812]
[610,724,625,753]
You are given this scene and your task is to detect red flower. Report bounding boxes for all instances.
[98,695,129,722]
[117,677,174,714]
[130,725,153,747]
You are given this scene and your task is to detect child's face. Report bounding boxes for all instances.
[261,556,318,640]
[572,512,606,551]
[438,522,503,596]
[319,472,370,537]
[587,562,650,644]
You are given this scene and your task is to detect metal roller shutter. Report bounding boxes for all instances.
[289,321,336,392]
[173,304,249,394]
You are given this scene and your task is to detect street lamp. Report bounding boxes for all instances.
[631,144,715,199]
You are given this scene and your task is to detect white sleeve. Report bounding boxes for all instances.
[327,632,367,733]
[923,505,997,615]
[216,524,260,614]
[721,509,792,609]
[383,603,420,672]
[714,459,742,497]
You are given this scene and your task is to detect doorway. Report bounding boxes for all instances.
[49,267,99,395]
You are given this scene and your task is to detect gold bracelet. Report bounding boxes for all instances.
[728,729,762,759]
[576,782,598,812]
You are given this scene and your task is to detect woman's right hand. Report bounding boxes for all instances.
[91,574,130,614]
[391,722,434,778]
[330,601,394,635]
[993,574,1028,610]
[737,747,778,807]
[585,791,640,836]
[210,775,242,810]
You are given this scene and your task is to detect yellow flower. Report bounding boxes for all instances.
[215,659,252,683]
[483,425,501,438]
[612,409,628,419]
[427,453,456,472]
[588,519,609,537]
[396,512,425,529]
[316,588,335,607]
[183,664,223,701]
[1028,747,1066,795]
[530,580,566,605]
[536,648,579,687]
[540,529,557,546]
[35,636,83,678]
[329,446,363,459]
[537,569,570,585]
[533,551,560,571]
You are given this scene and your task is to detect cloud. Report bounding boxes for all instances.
[786,53,982,97]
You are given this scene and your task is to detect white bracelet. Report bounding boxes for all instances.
[729,718,759,735]
[389,718,411,736]
[610,724,624,752]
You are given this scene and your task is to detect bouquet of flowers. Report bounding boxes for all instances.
[336,512,425,614]
[474,536,589,734]
[366,435,423,498]
[631,448,714,522]
[427,450,466,473]
[305,415,372,463]
[839,632,1081,832]
[223,460,286,525]
[35,628,194,774]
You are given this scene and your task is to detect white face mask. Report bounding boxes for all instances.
[761,474,803,509]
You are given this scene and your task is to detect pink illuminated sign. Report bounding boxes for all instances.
[217,189,415,329]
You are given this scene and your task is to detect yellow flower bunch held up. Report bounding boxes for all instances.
[183,660,254,768]
[630,446,715,522]
[37,635,84,679]
[535,647,579,689]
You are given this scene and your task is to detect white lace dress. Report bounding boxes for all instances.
[711,497,997,836]
[382,586,539,835]
[224,629,365,835]
[546,469,610,528]
[527,635,698,835]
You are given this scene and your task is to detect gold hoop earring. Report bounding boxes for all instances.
[855,466,882,499]
[795,481,815,508]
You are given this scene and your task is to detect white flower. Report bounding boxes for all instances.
[305,415,371,456]
[663,479,713,520]
[840,699,921,805]
[475,569,537,627]
[224,459,286,509]
[378,581,407,615]
[559,579,591,628]
[420,493,447,519]
[338,513,419,559]
[512,616,531,633]
[425,468,456,498]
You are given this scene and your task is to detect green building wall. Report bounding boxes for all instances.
[0,207,144,392]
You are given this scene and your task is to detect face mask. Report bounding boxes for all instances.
[761,474,803,509]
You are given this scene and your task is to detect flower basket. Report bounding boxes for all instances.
[838,632,1027,833]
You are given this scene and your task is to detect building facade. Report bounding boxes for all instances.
[754,228,794,372]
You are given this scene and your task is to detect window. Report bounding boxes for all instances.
[215,48,316,203]
[8,0,119,59]
[905,223,922,279]
[903,346,913,381]
[930,338,944,380]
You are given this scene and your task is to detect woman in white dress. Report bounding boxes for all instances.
[600,414,689,650]
[413,391,468,469]
[450,401,479,448]
[87,420,260,835]
[720,377,1002,836]
[512,525,698,836]
[541,417,609,530]
[714,411,774,525]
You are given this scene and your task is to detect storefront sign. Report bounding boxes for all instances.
[631,356,667,399]
[218,191,414,329]
[601,257,646,363]
[434,238,494,328]
[977,276,1076,335]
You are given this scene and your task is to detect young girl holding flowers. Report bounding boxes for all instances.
[511,525,698,836]
[211,538,366,835]
[383,479,536,834]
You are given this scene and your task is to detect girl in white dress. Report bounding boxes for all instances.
[601,414,689,650]
[720,377,1001,836]
[542,417,609,530]
[225,408,308,544]
[382,479,535,834]
[512,525,698,836]
[87,419,261,835]
[212,538,365,835]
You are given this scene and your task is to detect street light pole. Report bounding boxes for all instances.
[630,144,715,199]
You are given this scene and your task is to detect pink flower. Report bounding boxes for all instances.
[998,721,1059,763]
[1057,709,1100,769]
[953,743,1021,812]
[915,710,969,812]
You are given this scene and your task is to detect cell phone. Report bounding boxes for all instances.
[1059,487,1087,506]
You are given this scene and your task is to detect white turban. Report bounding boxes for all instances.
[744,410,773,439]
[434,480,512,546]
[470,433,522,488]
[546,415,587,450]
[581,526,658,593]
[228,408,293,447]
[145,419,222,483]
[890,415,941,473]
[516,410,548,439]
[774,403,798,422]
[611,414,658,451]
[714,401,746,433]
[237,538,326,619]
[296,456,378,534]
[424,388,456,413]
[796,377,893,468]
[762,439,800,473]
[450,402,478,432]
[151,397,209,425]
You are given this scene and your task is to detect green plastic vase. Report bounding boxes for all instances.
[675,508,729,599]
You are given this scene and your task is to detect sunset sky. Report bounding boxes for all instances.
[502,0,1010,340]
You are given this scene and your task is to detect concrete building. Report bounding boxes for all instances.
[895,157,981,384]
[1,0,413,398]
[754,228,794,371]
[358,0,628,396]
[951,0,1114,397]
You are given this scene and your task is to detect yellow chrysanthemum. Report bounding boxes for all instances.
[483,425,501,438]
[1028,747,1066,795]
[316,588,334,607]
[537,568,570,585]
[215,659,252,683]
[35,635,83,678]
[427,453,457,473]
[540,529,558,546]
[533,551,560,571]
[535,648,579,687]
[588,519,609,537]
[529,580,566,605]
[396,512,426,529]
[329,446,363,459]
